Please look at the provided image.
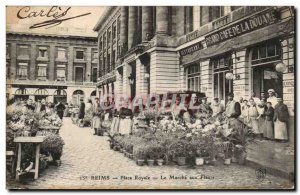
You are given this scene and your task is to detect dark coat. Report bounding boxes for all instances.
[78,102,85,119]
[119,107,133,119]
[55,103,66,119]
[40,104,46,112]
[265,107,274,121]
[274,103,289,123]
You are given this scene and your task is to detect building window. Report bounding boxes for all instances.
[187,64,200,92]
[112,50,116,69]
[212,54,233,101]
[17,62,28,80]
[103,56,106,74]
[112,22,117,41]
[37,64,47,80]
[184,6,193,34]
[209,6,224,22]
[99,58,103,77]
[92,50,98,61]
[99,37,103,51]
[38,47,48,58]
[17,45,30,59]
[103,33,107,50]
[57,48,67,60]
[117,16,121,40]
[107,28,111,49]
[252,40,281,65]
[92,67,98,83]
[107,53,111,72]
[56,65,66,81]
[75,50,84,60]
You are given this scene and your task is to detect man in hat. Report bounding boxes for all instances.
[274,98,289,142]
[267,89,278,108]
[225,93,241,119]
[55,101,66,120]
[200,97,212,115]
[92,97,102,135]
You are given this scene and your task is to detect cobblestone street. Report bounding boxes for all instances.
[12,118,293,190]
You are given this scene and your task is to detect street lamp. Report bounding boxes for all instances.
[275,62,287,73]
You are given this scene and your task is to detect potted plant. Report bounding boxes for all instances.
[223,142,233,165]
[146,145,155,166]
[173,140,187,166]
[133,145,146,166]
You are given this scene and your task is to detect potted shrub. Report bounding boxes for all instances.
[133,145,146,166]
[146,145,155,166]
[173,140,187,166]
[195,149,205,166]
[223,142,233,165]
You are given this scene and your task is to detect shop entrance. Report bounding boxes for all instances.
[252,64,283,99]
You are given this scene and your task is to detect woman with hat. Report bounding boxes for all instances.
[274,98,289,142]
[267,89,278,108]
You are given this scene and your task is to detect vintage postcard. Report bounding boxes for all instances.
[6,5,295,190]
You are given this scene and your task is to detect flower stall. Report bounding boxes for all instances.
[6,105,65,181]
[108,107,251,167]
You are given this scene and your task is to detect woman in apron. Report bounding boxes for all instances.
[92,98,102,135]
[119,101,133,135]
[248,98,260,139]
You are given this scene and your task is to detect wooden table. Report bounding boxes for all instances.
[14,136,45,180]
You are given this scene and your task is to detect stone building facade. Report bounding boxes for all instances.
[94,6,294,140]
[6,32,98,105]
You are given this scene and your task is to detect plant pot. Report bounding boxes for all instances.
[147,159,155,166]
[157,159,164,166]
[224,158,231,165]
[113,146,118,151]
[177,157,186,166]
[204,159,210,165]
[195,157,204,166]
[137,159,144,166]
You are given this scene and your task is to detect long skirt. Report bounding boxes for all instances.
[264,120,274,139]
[110,117,120,135]
[274,120,288,140]
[119,118,132,135]
[63,108,69,117]
[249,117,260,134]
[258,117,266,135]
[93,116,101,129]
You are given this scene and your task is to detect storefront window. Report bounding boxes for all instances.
[186,64,200,92]
[212,54,233,101]
[251,40,282,99]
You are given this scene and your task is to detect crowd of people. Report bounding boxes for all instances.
[10,87,290,143]
[87,88,290,142]
[11,98,67,119]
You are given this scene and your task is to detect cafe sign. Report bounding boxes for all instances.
[205,9,279,47]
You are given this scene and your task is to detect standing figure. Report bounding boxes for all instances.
[119,101,133,135]
[55,101,66,120]
[248,98,260,138]
[78,99,85,126]
[257,99,267,138]
[26,99,35,111]
[240,100,249,125]
[274,98,289,142]
[92,98,102,135]
[267,89,278,108]
[35,100,41,112]
[250,91,261,106]
[40,99,46,112]
[211,97,224,120]
[264,102,274,140]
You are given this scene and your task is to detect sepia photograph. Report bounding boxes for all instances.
[5,4,295,190]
